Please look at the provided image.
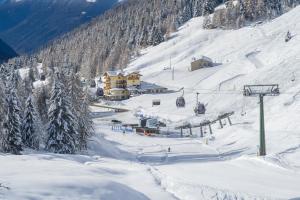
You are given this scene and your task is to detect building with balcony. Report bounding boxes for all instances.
[102,71,129,100]
[126,72,142,87]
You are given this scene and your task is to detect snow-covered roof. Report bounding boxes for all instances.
[110,88,127,91]
[124,71,142,76]
[140,81,167,90]
[104,71,124,77]
[127,86,139,91]
[192,55,213,63]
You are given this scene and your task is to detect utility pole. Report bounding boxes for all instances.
[169,55,171,70]
[243,84,280,156]
[196,92,199,104]
[170,55,175,81]
[259,94,266,156]
[172,66,174,81]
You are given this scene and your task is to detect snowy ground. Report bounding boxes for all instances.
[1,6,300,200]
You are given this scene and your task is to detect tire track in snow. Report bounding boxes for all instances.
[284,90,300,106]
[147,166,273,200]
[147,166,181,200]
[246,51,264,69]
[218,74,246,91]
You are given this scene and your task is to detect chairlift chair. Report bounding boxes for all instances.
[194,102,206,115]
[176,87,186,108]
[96,87,104,97]
[194,92,206,115]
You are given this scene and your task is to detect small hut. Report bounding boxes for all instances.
[190,56,213,71]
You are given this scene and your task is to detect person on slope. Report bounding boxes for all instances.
[285,31,292,42]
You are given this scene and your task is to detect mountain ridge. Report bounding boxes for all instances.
[0,0,118,53]
[0,38,18,63]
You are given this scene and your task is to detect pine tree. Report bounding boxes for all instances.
[203,0,215,15]
[138,27,149,47]
[0,64,10,81]
[266,0,282,18]
[1,86,23,155]
[77,92,94,151]
[148,26,164,46]
[67,73,94,151]
[28,66,35,83]
[9,69,21,90]
[45,79,78,154]
[0,81,5,117]
[34,86,49,124]
[193,0,203,17]
[0,81,6,152]
[180,4,193,23]
[21,95,40,150]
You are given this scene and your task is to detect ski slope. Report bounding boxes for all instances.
[121,5,300,163]
[120,5,300,199]
[89,106,300,200]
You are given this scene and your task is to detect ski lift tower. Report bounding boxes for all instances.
[243,84,280,156]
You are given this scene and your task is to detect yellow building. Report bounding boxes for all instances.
[102,71,129,100]
[126,72,142,87]
[108,88,130,101]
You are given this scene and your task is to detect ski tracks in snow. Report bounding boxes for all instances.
[147,166,272,200]
[245,51,264,69]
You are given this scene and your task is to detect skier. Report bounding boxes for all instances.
[168,147,171,152]
[285,31,292,42]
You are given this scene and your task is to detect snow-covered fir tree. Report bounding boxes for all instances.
[1,85,23,154]
[0,81,6,152]
[202,0,217,15]
[67,72,93,151]
[148,26,164,46]
[77,92,93,151]
[45,77,78,154]
[0,64,10,81]
[21,95,40,150]
[9,68,21,90]
[193,0,203,17]
[34,85,49,124]
[180,4,193,24]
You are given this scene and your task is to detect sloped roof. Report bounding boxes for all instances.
[140,81,167,90]
[104,71,124,77]
[110,88,127,91]
[125,71,142,76]
[192,55,213,63]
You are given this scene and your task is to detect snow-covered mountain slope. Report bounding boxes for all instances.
[106,6,300,198]
[0,0,118,53]
[125,5,300,135]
